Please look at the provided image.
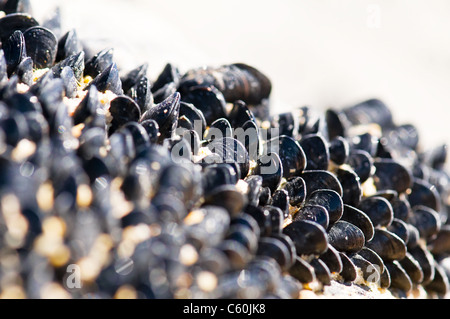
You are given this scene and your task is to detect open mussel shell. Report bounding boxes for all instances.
[358,196,393,228]
[282,220,328,256]
[299,134,330,171]
[300,170,343,197]
[373,158,412,194]
[327,220,365,253]
[23,26,58,69]
[0,13,38,42]
[264,135,306,179]
[206,137,249,179]
[366,228,406,262]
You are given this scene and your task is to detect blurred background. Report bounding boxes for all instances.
[31,0,449,164]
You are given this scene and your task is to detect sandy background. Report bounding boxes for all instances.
[30,0,449,166]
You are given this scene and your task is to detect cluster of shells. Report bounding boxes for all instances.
[0,1,449,299]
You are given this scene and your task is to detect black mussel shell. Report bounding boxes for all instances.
[283,220,328,256]
[358,246,385,275]
[336,167,362,207]
[140,92,180,143]
[293,205,329,230]
[296,106,327,137]
[23,26,58,69]
[408,245,435,285]
[229,63,272,105]
[4,30,26,76]
[56,29,82,62]
[407,178,441,212]
[234,119,260,162]
[152,62,180,93]
[119,121,151,155]
[406,223,420,249]
[350,254,380,284]
[140,119,160,144]
[205,117,232,141]
[325,108,351,140]
[340,204,374,242]
[227,224,258,254]
[203,163,239,194]
[390,196,411,222]
[300,170,343,197]
[420,143,448,170]
[282,176,306,207]
[244,205,272,237]
[398,252,424,284]
[327,220,365,253]
[108,95,141,135]
[347,149,373,183]
[128,76,153,115]
[228,100,256,129]
[358,196,393,227]
[387,218,409,244]
[203,184,247,217]
[256,237,294,270]
[385,260,412,294]
[338,252,357,282]
[60,66,77,98]
[230,213,261,239]
[14,56,32,85]
[428,225,450,255]
[343,98,394,128]
[310,258,331,286]
[0,13,38,43]
[270,189,289,219]
[307,189,343,227]
[121,63,148,93]
[52,51,85,82]
[244,175,263,207]
[329,136,349,165]
[365,228,406,262]
[348,132,378,157]
[2,0,32,15]
[270,112,295,137]
[152,81,177,104]
[179,101,206,135]
[265,135,306,178]
[72,85,100,125]
[408,205,441,240]
[423,262,449,296]
[252,152,283,193]
[319,244,343,273]
[86,62,123,95]
[181,85,226,126]
[258,186,272,207]
[207,137,249,179]
[289,256,316,284]
[299,134,330,171]
[373,158,412,194]
[84,48,114,78]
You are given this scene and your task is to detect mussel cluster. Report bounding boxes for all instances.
[0,2,449,299]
